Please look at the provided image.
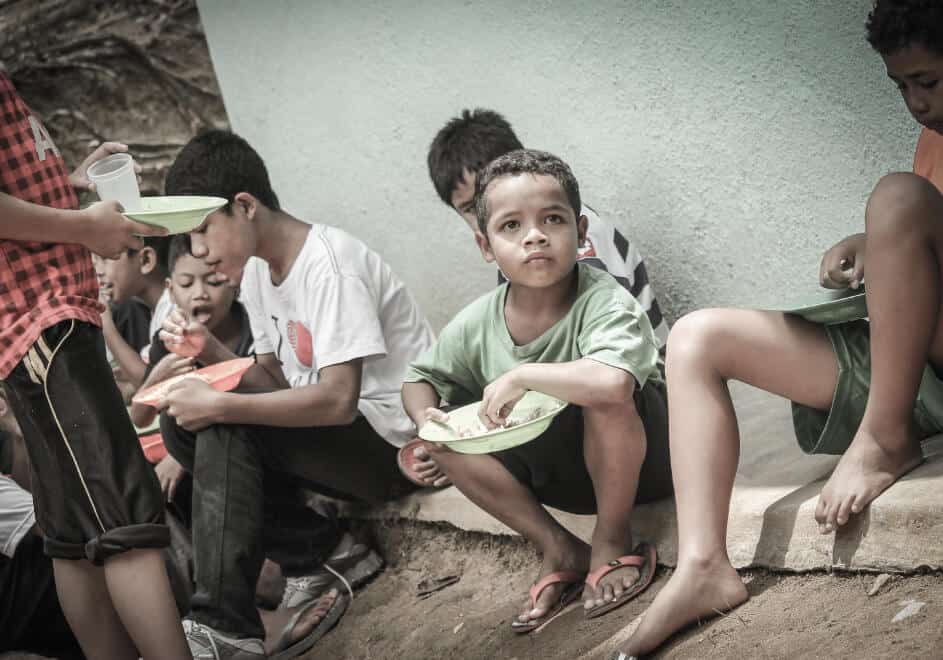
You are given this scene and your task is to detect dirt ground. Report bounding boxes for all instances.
[305,521,943,660]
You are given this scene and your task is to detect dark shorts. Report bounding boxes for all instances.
[792,319,943,454]
[2,319,168,563]
[491,379,673,515]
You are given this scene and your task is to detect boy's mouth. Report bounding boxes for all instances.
[524,252,551,264]
[190,305,215,325]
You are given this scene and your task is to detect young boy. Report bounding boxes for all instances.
[0,70,190,658]
[131,233,253,509]
[426,108,669,348]
[155,129,435,658]
[97,234,174,388]
[403,149,673,630]
[615,2,943,656]
[406,109,670,488]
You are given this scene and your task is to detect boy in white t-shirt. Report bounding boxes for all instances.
[156,130,435,658]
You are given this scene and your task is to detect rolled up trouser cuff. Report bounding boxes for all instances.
[44,523,171,565]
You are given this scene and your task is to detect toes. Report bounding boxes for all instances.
[850,492,865,514]
[835,495,856,526]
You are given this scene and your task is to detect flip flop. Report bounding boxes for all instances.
[269,591,349,660]
[584,542,657,620]
[396,439,448,488]
[511,570,584,634]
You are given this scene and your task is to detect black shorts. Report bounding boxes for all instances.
[2,319,168,563]
[492,380,673,515]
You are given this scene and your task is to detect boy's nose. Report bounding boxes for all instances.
[908,91,931,118]
[189,235,209,258]
[523,227,548,246]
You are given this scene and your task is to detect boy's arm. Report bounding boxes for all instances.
[159,358,362,430]
[480,359,635,428]
[402,380,443,428]
[101,307,147,387]
[0,193,165,257]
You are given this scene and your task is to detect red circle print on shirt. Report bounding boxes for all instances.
[287,320,313,367]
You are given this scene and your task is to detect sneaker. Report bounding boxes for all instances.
[183,619,266,660]
[280,531,384,608]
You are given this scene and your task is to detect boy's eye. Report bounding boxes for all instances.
[920,79,938,90]
[501,220,520,232]
[545,214,564,225]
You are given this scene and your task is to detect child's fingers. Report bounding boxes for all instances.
[158,329,184,346]
[425,408,449,423]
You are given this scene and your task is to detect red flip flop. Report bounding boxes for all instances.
[397,439,448,488]
[511,570,584,634]
[584,542,657,619]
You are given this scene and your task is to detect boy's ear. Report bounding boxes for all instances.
[577,215,588,245]
[139,246,158,276]
[475,230,495,263]
[233,192,258,221]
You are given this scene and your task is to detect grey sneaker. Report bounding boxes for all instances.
[183,619,266,660]
[280,531,383,608]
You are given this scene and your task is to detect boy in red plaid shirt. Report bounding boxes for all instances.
[0,70,190,659]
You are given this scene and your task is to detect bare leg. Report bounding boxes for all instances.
[53,558,138,660]
[817,173,943,532]
[581,402,645,610]
[623,308,838,655]
[427,443,590,624]
[104,548,192,660]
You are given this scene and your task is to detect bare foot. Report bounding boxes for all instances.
[620,556,748,657]
[583,539,640,612]
[516,538,591,626]
[815,427,922,533]
[261,588,340,654]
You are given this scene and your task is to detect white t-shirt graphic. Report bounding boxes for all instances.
[240,224,435,447]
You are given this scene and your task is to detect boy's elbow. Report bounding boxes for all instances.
[599,368,636,406]
[334,393,360,426]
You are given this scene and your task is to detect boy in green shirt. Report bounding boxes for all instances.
[403,150,672,631]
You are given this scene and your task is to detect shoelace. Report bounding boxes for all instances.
[186,621,221,660]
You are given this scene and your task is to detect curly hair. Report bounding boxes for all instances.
[165,130,280,213]
[474,149,581,235]
[427,108,524,207]
[866,0,943,55]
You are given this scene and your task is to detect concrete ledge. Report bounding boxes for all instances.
[360,384,943,573]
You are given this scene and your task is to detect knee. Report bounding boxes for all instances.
[865,172,941,240]
[666,308,728,369]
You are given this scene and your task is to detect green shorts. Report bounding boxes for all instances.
[792,319,943,454]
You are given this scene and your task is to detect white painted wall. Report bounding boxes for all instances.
[196,0,918,330]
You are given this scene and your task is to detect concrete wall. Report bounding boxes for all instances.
[196,0,918,330]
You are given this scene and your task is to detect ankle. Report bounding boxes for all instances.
[676,550,732,573]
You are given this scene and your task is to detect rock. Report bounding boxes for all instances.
[867,573,891,597]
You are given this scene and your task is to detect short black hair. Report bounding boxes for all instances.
[165,129,280,212]
[475,149,581,235]
[866,0,943,55]
[128,235,171,276]
[166,234,193,274]
[427,108,524,207]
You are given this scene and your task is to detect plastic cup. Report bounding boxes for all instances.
[87,153,141,211]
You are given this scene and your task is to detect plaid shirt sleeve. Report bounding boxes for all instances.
[0,72,102,380]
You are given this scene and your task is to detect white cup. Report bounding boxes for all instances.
[87,153,141,211]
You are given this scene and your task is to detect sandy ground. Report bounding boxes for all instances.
[304,521,943,660]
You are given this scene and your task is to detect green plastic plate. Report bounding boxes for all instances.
[779,289,867,325]
[123,195,227,235]
[418,390,567,454]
